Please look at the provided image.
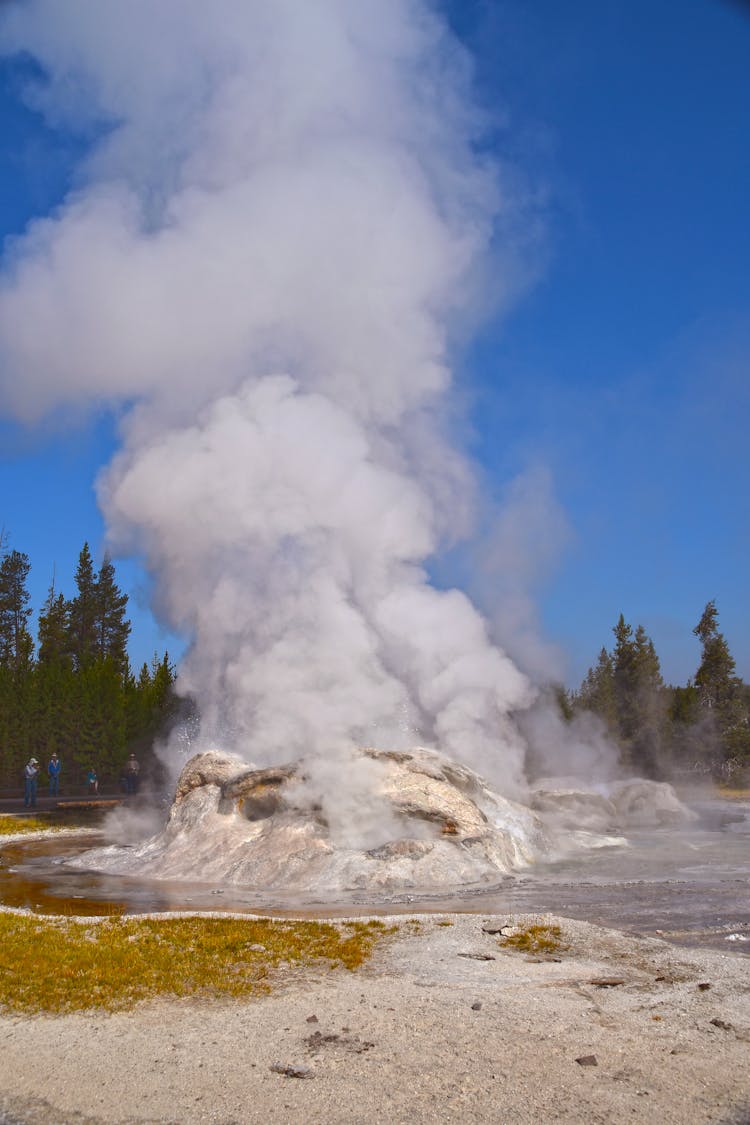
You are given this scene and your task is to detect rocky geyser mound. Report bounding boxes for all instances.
[77,746,546,892]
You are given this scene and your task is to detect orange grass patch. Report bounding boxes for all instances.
[499,923,568,955]
[0,912,394,1014]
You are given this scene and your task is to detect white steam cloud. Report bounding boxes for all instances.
[0,1,546,803]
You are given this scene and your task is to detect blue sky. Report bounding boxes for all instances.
[0,0,748,686]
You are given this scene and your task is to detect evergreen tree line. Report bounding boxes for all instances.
[568,601,750,780]
[0,536,176,791]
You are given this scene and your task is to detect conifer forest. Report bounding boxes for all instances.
[568,603,750,782]
[1,533,748,793]
[0,537,176,791]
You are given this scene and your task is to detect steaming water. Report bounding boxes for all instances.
[2,794,747,955]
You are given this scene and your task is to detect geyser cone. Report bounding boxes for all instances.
[75,747,546,893]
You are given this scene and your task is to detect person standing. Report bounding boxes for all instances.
[86,767,98,795]
[23,758,39,809]
[48,752,62,797]
[125,753,140,795]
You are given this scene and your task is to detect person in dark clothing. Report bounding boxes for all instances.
[48,753,62,797]
[125,754,140,795]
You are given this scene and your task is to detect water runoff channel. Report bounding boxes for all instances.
[1,791,748,957]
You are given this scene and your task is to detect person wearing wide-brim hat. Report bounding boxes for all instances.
[24,757,39,809]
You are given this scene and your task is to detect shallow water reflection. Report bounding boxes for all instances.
[1,796,748,955]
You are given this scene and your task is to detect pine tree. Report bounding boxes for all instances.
[0,547,35,784]
[0,549,34,672]
[612,614,639,742]
[630,624,666,776]
[693,601,737,714]
[37,580,70,666]
[77,661,127,780]
[692,601,749,767]
[122,652,176,788]
[574,616,668,776]
[94,554,131,675]
[34,582,76,779]
[575,647,617,730]
[67,543,98,671]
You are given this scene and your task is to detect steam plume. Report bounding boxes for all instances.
[0,1,538,800]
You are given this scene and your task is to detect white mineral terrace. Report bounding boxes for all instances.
[69,746,695,893]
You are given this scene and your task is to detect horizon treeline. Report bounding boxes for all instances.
[3,528,748,791]
[566,601,750,781]
[0,536,176,790]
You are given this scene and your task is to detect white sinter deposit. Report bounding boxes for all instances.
[76,748,543,891]
[530,778,697,833]
[72,749,695,893]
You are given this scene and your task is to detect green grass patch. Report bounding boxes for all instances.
[499,923,567,955]
[0,913,394,1014]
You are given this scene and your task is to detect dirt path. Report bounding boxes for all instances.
[1,912,748,1124]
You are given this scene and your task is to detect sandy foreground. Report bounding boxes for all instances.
[0,911,748,1125]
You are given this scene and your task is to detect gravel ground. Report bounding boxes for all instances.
[0,911,748,1124]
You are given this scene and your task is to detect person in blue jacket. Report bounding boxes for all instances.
[48,752,62,797]
[23,758,39,808]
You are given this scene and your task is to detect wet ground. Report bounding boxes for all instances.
[1,793,748,955]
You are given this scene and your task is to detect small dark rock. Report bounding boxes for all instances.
[458,952,496,961]
[471,1002,482,1011]
[482,922,509,935]
[710,1018,733,1031]
[305,1030,374,1054]
[589,978,626,988]
[306,1014,319,1023]
[576,1055,598,1067]
[697,982,712,991]
[305,1031,340,1048]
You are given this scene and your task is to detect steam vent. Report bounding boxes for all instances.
[82,747,547,892]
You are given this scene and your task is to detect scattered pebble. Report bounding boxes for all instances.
[306,1014,318,1023]
[306,1031,340,1048]
[270,1063,313,1079]
[576,1055,598,1067]
[471,1002,482,1011]
[709,1018,733,1031]
[305,1030,374,1054]
[697,982,712,991]
[458,952,496,961]
[589,978,626,988]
